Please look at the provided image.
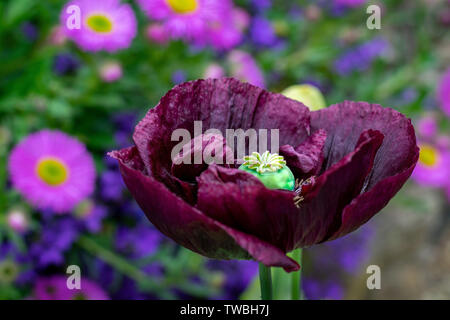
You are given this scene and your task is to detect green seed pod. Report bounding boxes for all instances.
[238,151,295,191]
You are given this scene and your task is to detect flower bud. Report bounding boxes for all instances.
[281,84,326,111]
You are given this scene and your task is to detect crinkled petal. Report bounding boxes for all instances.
[171,133,234,182]
[133,78,311,181]
[297,129,384,245]
[280,129,327,180]
[109,146,299,271]
[311,101,417,190]
[327,152,418,241]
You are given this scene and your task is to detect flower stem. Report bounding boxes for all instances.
[289,248,303,300]
[259,263,273,300]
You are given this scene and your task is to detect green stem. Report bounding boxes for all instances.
[289,249,303,300]
[77,235,174,299]
[259,263,273,300]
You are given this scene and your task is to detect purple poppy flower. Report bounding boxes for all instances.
[109,78,419,272]
[34,275,109,300]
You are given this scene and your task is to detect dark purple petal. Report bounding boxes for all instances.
[327,153,418,240]
[295,129,384,246]
[109,146,299,271]
[132,78,311,181]
[311,101,418,190]
[280,129,327,179]
[171,133,234,182]
[196,130,383,251]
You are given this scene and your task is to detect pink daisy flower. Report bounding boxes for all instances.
[8,130,96,213]
[227,50,265,88]
[416,114,438,139]
[412,142,450,188]
[137,0,237,47]
[438,68,450,117]
[34,276,109,300]
[203,63,225,79]
[61,0,137,52]
[146,23,170,45]
[207,8,244,50]
[99,61,123,83]
[7,209,29,233]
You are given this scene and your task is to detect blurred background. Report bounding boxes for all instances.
[0,0,449,300]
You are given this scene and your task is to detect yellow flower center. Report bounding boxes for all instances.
[36,157,69,186]
[419,144,439,167]
[86,14,113,33]
[166,0,198,14]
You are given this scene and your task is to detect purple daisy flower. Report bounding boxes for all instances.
[303,279,344,300]
[416,115,438,140]
[172,69,187,85]
[8,130,96,213]
[334,0,367,8]
[29,216,80,268]
[74,200,108,233]
[249,16,279,48]
[115,224,162,259]
[207,259,258,299]
[227,50,265,88]
[137,0,238,48]
[0,242,34,286]
[438,68,450,118]
[52,53,80,76]
[251,0,272,12]
[334,38,389,76]
[206,8,245,50]
[61,0,137,52]
[34,275,109,300]
[146,23,170,45]
[412,142,450,188]
[100,169,125,201]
